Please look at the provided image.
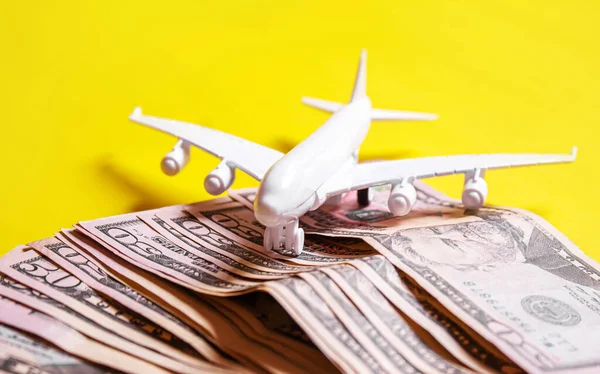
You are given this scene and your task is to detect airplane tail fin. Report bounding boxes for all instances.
[350,49,367,102]
[300,50,368,113]
[302,49,438,121]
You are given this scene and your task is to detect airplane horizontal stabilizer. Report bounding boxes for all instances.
[301,97,343,113]
[371,108,438,121]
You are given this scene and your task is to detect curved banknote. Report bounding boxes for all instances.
[56,229,329,373]
[298,183,600,373]
[0,323,109,374]
[0,296,169,373]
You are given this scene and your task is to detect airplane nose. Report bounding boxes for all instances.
[254,199,281,227]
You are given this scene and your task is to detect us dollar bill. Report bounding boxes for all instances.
[78,213,260,294]
[153,207,311,273]
[0,295,169,374]
[0,247,215,374]
[210,292,325,356]
[204,294,339,373]
[319,264,483,373]
[299,271,434,373]
[265,277,385,373]
[0,323,109,374]
[300,184,600,373]
[57,229,320,373]
[351,255,520,373]
[28,236,235,370]
[57,229,234,342]
[138,209,303,280]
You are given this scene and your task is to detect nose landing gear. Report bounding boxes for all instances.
[263,218,305,256]
[357,187,373,206]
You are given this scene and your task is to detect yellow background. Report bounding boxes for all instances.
[0,1,597,258]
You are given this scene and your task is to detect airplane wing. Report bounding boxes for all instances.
[317,148,578,198]
[129,107,284,180]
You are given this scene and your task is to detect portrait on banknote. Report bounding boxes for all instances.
[381,209,600,291]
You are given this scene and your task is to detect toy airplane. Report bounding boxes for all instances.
[130,50,577,256]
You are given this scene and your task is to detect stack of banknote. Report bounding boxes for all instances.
[1,182,598,373]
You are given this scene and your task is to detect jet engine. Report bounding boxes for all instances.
[388,183,417,216]
[204,161,235,195]
[461,177,488,209]
[161,140,190,176]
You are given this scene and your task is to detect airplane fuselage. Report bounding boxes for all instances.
[254,97,372,227]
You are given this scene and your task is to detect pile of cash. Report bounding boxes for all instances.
[1,182,598,373]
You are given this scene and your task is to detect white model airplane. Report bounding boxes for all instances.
[130,50,577,256]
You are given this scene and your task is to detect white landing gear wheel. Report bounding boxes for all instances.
[264,227,274,251]
[293,228,304,256]
[284,219,304,256]
[263,219,305,256]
